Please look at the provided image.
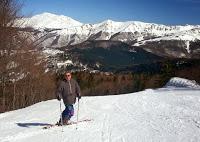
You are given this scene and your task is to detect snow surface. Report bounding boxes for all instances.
[42,48,64,56]
[165,77,200,89]
[56,60,73,68]
[0,78,200,142]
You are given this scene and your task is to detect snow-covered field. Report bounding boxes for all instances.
[0,78,200,142]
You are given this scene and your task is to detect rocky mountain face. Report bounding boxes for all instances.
[65,40,164,71]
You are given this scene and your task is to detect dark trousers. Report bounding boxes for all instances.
[62,104,74,120]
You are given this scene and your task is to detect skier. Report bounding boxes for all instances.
[56,71,81,125]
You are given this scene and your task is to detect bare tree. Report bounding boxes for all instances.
[0,0,56,112]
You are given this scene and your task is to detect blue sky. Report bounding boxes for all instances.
[20,0,200,25]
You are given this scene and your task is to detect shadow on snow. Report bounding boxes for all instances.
[16,122,51,128]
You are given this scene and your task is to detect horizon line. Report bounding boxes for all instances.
[23,12,199,26]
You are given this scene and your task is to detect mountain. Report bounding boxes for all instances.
[19,12,82,29]
[19,13,200,58]
[16,13,200,71]
[0,78,200,142]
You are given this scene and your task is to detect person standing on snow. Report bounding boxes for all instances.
[56,71,81,125]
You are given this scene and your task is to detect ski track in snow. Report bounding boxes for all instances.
[0,88,200,142]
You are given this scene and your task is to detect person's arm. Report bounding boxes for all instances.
[55,81,63,101]
[75,80,81,99]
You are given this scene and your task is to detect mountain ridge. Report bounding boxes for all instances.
[19,12,200,51]
[23,12,200,27]
[16,12,200,71]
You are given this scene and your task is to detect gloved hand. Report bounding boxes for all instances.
[56,95,61,101]
[78,94,81,100]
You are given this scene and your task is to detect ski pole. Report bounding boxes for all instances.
[59,100,64,132]
[76,98,80,130]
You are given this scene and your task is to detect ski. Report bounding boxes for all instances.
[42,119,92,129]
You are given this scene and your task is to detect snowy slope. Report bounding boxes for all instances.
[0,81,200,142]
[165,77,200,89]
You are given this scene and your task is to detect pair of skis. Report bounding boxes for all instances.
[43,119,92,129]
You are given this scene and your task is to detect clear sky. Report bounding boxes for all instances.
[20,0,200,25]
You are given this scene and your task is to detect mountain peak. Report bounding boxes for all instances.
[25,12,83,29]
[102,19,116,23]
[36,12,57,17]
[34,12,74,20]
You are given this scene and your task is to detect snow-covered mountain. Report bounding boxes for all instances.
[19,12,82,29]
[18,12,200,59]
[0,78,200,142]
[20,12,200,45]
